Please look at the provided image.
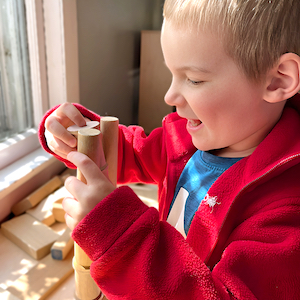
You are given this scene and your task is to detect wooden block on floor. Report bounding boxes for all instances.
[7,251,74,300]
[51,227,74,260]
[0,287,21,300]
[1,214,59,260]
[26,186,71,226]
[11,176,63,216]
[26,197,56,227]
[0,231,37,290]
[52,198,65,223]
[25,186,71,226]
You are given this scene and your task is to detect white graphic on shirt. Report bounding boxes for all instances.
[167,187,189,239]
[203,194,220,213]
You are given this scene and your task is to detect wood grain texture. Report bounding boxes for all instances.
[51,227,74,260]
[7,251,74,300]
[11,176,63,216]
[1,214,59,260]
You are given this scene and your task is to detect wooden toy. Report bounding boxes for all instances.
[11,176,63,216]
[27,185,72,225]
[0,287,21,300]
[1,214,59,260]
[51,227,74,260]
[52,198,65,223]
[67,121,100,137]
[26,196,56,226]
[7,251,74,300]
[71,117,118,300]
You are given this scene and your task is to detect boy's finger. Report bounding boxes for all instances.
[67,151,108,185]
[64,175,88,202]
[45,117,77,148]
[47,135,77,158]
[56,102,86,127]
[64,213,77,231]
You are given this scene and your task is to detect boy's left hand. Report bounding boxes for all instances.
[62,151,116,230]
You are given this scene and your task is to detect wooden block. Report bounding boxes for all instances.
[26,186,72,225]
[0,287,21,300]
[1,214,59,260]
[26,197,56,227]
[11,176,63,216]
[52,198,65,223]
[0,231,38,289]
[7,251,74,300]
[51,227,74,260]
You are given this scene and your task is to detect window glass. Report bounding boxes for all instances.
[0,0,33,142]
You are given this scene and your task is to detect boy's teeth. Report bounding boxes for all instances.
[190,119,201,127]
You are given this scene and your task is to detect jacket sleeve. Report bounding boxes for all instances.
[38,103,101,169]
[38,103,167,184]
[72,186,230,300]
[72,183,300,300]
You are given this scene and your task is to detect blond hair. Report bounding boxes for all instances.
[163,0,300,81]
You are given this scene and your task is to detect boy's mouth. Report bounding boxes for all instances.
[188,119,201,127]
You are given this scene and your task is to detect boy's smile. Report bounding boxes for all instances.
[161,21,285,157]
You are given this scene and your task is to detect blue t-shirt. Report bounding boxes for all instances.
[167,150,242,237]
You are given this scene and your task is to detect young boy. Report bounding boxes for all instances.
[39,0,300,299]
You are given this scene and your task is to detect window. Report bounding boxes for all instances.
[0,0,79,171]
[0,0,33,142]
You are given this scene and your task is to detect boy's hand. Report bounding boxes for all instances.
[45,103,87,159]
[62,151,116,230]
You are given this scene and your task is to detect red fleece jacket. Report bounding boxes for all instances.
[38,94,300,299]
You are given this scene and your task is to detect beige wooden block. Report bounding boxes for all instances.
[0,231,37,290]
[0,155,65,224]
[11,176,63,216]
[42,273,75,300]
[26,198,55,227]
[51,227,74,260]
[0,287,21,300]
[7,251,74,300]
[1,214,59,260]
[52,198,65,223]
[26,185,72,226]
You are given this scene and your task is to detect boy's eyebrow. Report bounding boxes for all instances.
[163,62,211,74]
[178,65,211,73]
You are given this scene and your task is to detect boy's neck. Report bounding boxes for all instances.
[210,145,258,158]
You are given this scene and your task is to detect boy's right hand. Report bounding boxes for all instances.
[45,103,87,160]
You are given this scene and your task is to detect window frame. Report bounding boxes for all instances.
[0,0,79,170]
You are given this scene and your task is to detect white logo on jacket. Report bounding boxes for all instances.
[203,194,221,213]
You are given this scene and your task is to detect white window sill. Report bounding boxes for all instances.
[0,147,53,192]
[0,140,66,223]
[0,128,40,170]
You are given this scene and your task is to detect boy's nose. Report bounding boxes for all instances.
[164,80,184,107]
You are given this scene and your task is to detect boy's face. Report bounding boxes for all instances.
[161,21,283,157]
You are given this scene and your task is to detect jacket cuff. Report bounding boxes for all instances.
[72,185,150,261]
[38,103,101,169]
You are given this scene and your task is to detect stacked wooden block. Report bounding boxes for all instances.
[0,168,76,300]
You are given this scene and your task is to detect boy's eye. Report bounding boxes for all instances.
[187,78,202,85]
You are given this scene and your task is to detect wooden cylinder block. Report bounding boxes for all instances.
[73,258,101,300]
[100,117,119,187]
[73,118,119,300]
[74,128,103,300]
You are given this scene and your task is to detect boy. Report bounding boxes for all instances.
[39,0,300,299]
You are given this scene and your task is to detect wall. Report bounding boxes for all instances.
[76,0,164,125]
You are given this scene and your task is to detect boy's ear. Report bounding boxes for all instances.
[263,53,300,103]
